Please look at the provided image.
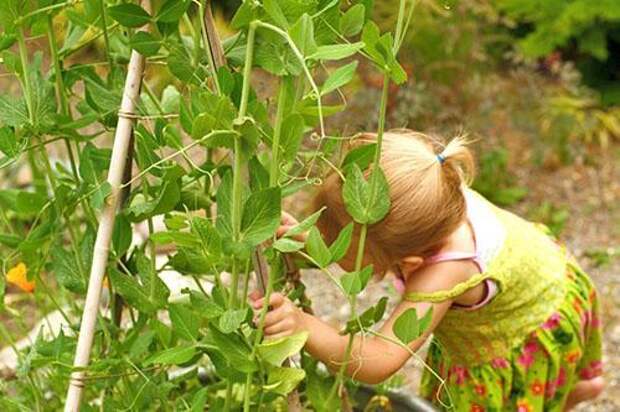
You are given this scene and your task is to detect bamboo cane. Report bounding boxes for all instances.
[64,2,150,410]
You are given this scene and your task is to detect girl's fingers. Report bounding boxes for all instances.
[264,319,294,336]
[251,292,285,310]
[268,293,285,308]
[264,307,286,326]
[276,225,293,238]
[264,330,294,340]
[248,290,263,301]
[281,212,298,226]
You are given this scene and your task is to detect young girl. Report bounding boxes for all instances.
[250,131,604,411]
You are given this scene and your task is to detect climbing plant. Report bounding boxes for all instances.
[0,0,428,410]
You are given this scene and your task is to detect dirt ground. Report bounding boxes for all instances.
[301,144,620,411]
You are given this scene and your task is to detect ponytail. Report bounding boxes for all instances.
[436,135,475,185]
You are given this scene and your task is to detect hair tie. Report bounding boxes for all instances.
[436,153,446,164]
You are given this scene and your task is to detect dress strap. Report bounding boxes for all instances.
[404,273,491,303]
[425,251,484,272]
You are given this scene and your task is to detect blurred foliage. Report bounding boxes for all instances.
[472,148,528,206]
[584,247,618,268]
[494,0,620,105]
[528,201,570,237]
[365,0,620,164]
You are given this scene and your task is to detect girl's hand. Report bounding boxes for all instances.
[249,291,307,339]
[276,211,307,242]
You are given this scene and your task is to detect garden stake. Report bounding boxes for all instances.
[64,2,151,410]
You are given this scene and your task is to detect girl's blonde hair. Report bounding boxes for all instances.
[314,130,475,274]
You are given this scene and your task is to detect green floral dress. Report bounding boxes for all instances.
[406,191,603,412]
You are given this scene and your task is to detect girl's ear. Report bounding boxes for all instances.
[399,256,424,279]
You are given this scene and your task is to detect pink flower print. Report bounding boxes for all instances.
[556,367,567,387]
[518,341,538,369]
[524,341,539,354]
[450,365,469,385]
[545,380,557,399]
[518,352,535,369]
[591,313,601,328]
[516,400,533,412]
[542,312,561,330]
[491,357,509,369]
[579,360,603,379]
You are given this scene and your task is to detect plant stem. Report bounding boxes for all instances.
[47,15,69,116]
[327,74,390,406]
[225,21,256,410]
[269,77,290,187]
[393,0,407,54]
[16,26,34,125]
[198,0,221,95]
[98,0,114,70]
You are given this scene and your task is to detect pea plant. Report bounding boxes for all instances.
[0,0,428,410]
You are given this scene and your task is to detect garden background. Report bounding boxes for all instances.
[0,0,618,411]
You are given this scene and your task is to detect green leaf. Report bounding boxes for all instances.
[344,296,388,334]
[218,309,248,334]
[306,227,331,268]
[0,33,17,52]
[0,93,28,128]
[129,331,155,359]
[257,332,308,367]
[419,307,434,335]
[112,214,132,256]
[340,265,372,296]
[366,167,391,224]
[342,164,369,224]
[340,4,365,36]
[189,291,224,319]
[321,61,358,95]
[205,325,257,373]
[289,14,317,55]
[79,143,111,185]
[273,238,304,253]
[266,367,306,395]
[51,246,85,294]
[240,187,281,246]
[144,345,196,366]
[216,171,233,237]
[308,42,364,61]
[230,1,257,29]
[285,207,325,238]
[129,31,160,57]
[393,307,432,345]
[248,156,269,192]
[329,222,353,262]
[279,113,305,162]
[263,0,289,28]
[107,3,151,28]
[169,303,200,341]
[108,266,169,315]
[342,143,376,171]
[91,182,111,210]
[191,388,209,412]
[0,126,20,157]
[342,164,390,225]
[127,166,183,222]
[16,191,47,216]
[157,0,190,23]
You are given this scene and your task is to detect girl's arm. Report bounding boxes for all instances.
[251,261,466,384]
